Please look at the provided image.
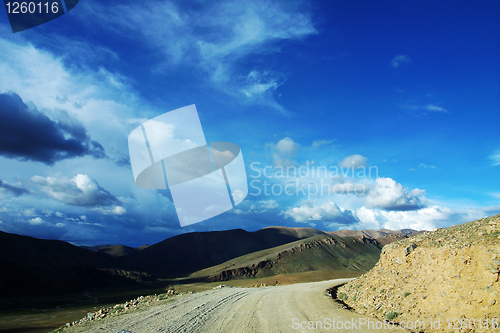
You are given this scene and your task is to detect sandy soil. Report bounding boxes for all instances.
[64,279,408,333]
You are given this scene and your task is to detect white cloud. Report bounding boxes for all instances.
[23,209,36,217]
[401,103,450,114]
[31,174,121,207]
[233,199,280,215]
[489,149,500,166]
[82,0,316,112]
[283,200,358,224]
[390,55,411,68]
[28,217,47,225]
[260,199,279,209]
[356,205,486,231]
[240,71,282,98]
[0,36,154,170]
[94,206,127,216]
[339,154,368,168]
[268,137,300,167]
[365,177,425,211]
[425,104,449,113]
[419,163,437,169]
[310,140,334,150]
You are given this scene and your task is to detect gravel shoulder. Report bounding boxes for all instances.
[63,279,408,333]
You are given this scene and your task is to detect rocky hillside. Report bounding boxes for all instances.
[194,234,384,282]
[337,215,500,332]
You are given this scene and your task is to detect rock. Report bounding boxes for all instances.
[405,244,417,256]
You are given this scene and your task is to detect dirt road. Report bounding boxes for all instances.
[65,279,408,333]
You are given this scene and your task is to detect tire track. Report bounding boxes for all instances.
[65,279,410,333]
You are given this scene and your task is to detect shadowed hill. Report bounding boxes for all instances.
[122,227,328,278]
[0,231,133,296]
[0,226,416,296]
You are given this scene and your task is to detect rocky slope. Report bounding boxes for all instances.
[196,234,384,282]
[337,215,500,332]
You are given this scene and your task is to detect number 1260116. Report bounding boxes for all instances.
[5,2,59,14]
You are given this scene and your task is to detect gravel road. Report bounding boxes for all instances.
[64,279,407,333]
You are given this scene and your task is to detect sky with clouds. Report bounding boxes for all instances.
[0,0,498,246]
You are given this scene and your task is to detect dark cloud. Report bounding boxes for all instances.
[0,92,106,165]
[0,180,30,197]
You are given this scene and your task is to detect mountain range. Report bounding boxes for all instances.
[0,227,418,296]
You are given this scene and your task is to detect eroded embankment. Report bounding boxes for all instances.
[337,215,500,332]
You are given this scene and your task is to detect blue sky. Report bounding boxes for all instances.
[0,0,498,246]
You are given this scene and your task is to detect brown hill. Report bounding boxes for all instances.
[0,225,414,297]
[192,234,384,282]
[337,215,500,332]
[122,227,323,278]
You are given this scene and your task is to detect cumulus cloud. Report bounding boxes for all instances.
[390,55,411,68]
[28,217,48,225]
[339,154,368,168]
[268,137,300,167]
[365,177,425,211]
[283,200,359,224]
[0,179,30,197]
[31,174,121,207]
[0,92,106,165]
[356,205,486,231]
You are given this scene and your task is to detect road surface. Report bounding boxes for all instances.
[65,279,408,333]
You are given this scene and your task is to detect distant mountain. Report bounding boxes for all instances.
[192,233,384,282]
[82,244,145,257]
[0,231,135,296]
[121,226,415,278]
[122,227,327,278]
[0,226,417,296]
[329,228,418,239]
